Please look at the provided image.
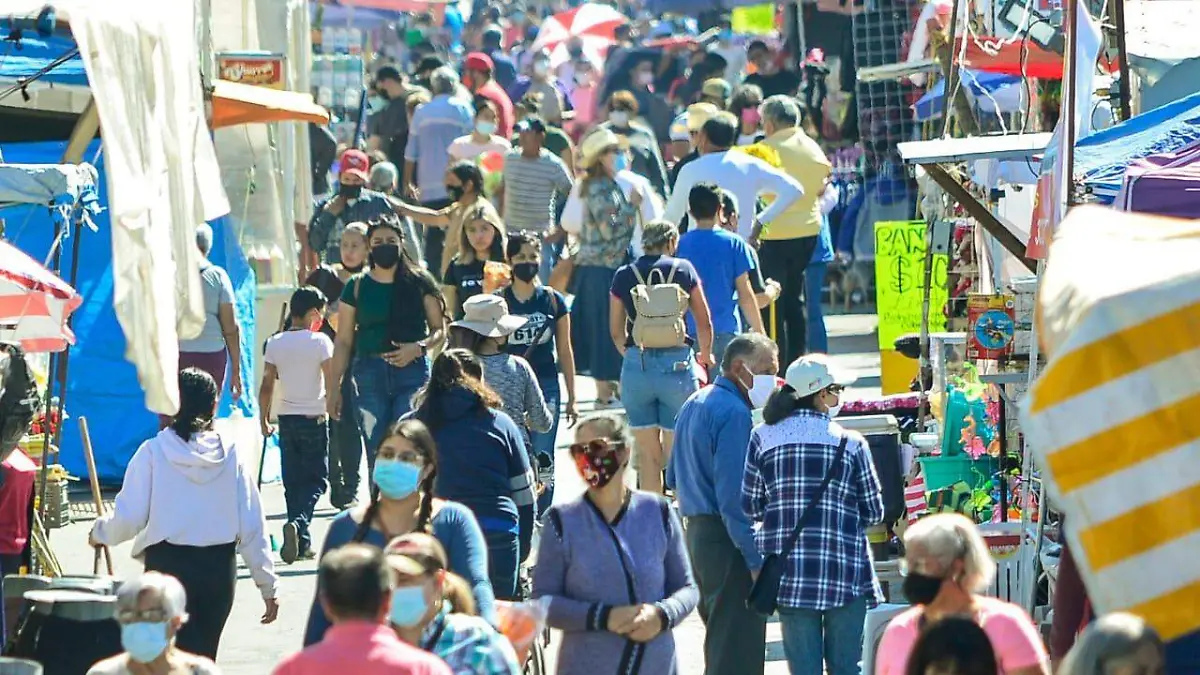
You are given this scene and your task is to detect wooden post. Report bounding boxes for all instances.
[1111,0,1133,120]
[79,417,114,575]
[937,0,980,137]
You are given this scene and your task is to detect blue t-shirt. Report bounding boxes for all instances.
[503,286,569,380]
[610,255,700,347]
[676,227,754,336]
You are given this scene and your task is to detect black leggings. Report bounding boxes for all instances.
[143,541,236,660]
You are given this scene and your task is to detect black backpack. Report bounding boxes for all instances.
[0,343,40,465]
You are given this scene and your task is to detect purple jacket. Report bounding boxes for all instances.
[532,491,698,675]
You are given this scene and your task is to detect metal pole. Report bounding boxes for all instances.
[1112,0,1133,120]
[1064,0,1080,208]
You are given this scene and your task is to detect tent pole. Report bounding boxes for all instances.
[1064,0,1080,209]
[1112,0,1132,120]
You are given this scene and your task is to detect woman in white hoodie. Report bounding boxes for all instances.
[89,368,279,659]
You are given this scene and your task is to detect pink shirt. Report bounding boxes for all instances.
[875,598,1049,675]
[272,621,451,675]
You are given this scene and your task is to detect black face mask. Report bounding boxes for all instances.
[901,572,945,605]
[339,183,363,200]
[369,243,401,269]
[512,262,539,283]
[446,185,466,201]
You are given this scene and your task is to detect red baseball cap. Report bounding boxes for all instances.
[465,52,494,73]
[340,149,370,181]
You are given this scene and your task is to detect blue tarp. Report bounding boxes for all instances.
[1070,90,1200,200]
[913,69,1022,122]
[0,33,86,86]
[0,140,258,483]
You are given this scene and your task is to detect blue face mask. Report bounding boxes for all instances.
[613,153,629,172]
[476,120,497,136]
[121,622,170,663]
[373,459,423,500]
[389,584,431,627]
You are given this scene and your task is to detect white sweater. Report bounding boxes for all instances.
[93,429,279,599]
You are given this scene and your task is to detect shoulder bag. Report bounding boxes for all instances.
[746,436,849,616]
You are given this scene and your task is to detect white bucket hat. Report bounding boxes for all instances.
[451,295,527,338]
[784,354,857,397]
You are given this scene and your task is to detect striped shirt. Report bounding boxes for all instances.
[478,353,552,455]
[501,149,573,232]
[742,409,885,610]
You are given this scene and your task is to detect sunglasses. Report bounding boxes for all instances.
[568,438,625,456]
[827,384,845,395]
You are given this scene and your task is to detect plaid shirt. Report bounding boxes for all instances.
[742,410,885,611]
[421,606,521,675]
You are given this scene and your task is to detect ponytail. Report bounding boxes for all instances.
[171,368,218,441]
[415,468,437,534]
[761,384,819,425]
[441,571,477,616]
[353,487,383,543]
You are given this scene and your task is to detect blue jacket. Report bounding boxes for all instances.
[418,386,536,559]
[667,376,763,570]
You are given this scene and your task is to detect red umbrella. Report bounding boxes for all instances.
[0,240,82,353]
[530,3,628,69]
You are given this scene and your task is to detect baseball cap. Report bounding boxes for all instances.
[686,102,719,132]
[340,149,370,181]
[668,112,690,142]
[515,115,547,134]
[784,354,857,397]
[464,52,494,73]
[701,78,732,101]
[385,533,447,577]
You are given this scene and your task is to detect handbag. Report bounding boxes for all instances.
[746,436,849,616]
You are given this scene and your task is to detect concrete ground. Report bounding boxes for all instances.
[45,314,882,674]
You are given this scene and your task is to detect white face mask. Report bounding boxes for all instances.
[828,403,842,418]
[746,373,777,409]
[609,110,630,127]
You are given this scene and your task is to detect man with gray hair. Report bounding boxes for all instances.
[667,332,780,675]
[177,224,242,405]
[402,66,473,273]
[757,94,832,368]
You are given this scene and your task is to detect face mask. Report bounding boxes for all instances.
[745,371,777,409]
[568,45,584,59]
[828,403,842,417]
[901,571,945,605]
[636,71,654,87]
[369,243,401,270]
[718,29,733,42]
[741,108,761,127]
[570,440,624,488]
[373,458,423,499]
[612,153,629,172]
[475,120,497,136]
[121,622,170,663]
[445,184,466,202]
[389,584,431,627]
[338,183,363,200]
[609,110,630,127]
[309,313,324,333]
[533,61,550,76]
[512,262,539,283]
[368,96,387,113]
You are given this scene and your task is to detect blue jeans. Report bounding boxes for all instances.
[778,595,869,675]
[620,346,699,430]
[805,262,829,353]
[532,373,560,517]
[278,415,329,554]
[484,529,520,601]
[352,355,431,473]
[538,239,562,284]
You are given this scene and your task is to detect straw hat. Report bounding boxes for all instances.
[686,102,720,132]
[580,128,624,169]
[451,295,527,338]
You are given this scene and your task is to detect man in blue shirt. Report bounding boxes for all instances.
[481,26,518,91]
[676,182,765,365]
[668,333,778,675]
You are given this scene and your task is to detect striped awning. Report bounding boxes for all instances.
[1024,205,1200,641]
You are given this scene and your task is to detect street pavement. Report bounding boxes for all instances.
[47,314,881,674]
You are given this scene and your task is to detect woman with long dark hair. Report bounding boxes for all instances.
[413,349,536,600]
[393,160,501,281]
[327,215,446,473]
[89,368,278,659]
[302,418,495,645]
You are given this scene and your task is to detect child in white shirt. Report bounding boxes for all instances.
[259,286,335,563]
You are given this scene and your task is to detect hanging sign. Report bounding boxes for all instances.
[967,294,1016,360]
[217,52,286,90]
[875,220,948,350]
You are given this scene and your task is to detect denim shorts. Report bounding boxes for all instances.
[620,345,699,430]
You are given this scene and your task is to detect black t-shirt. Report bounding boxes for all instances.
[369,97,411,166]
[444,260,486,318]
[743,69,803,99]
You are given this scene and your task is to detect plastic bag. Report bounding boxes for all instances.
[495,597,549,664]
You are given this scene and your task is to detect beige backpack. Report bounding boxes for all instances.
[630,260,689,349]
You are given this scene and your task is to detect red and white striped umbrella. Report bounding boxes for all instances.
[0,241,82,353]
[530,3,628,70]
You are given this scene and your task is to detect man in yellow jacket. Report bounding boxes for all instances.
[751,95,832,367]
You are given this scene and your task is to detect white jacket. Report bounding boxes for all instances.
[93,429,278,599]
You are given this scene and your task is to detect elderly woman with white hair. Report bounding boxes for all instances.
[176,223,242,401]
[87,572,221,674]
[875,513,1049,675]
[1058,613,1164,675]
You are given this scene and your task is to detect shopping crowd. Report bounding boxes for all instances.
[78,4,1165,675]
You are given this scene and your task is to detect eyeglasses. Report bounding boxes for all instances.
[827,384,845,395]
[117,608,170,624]
[568,438,625,456]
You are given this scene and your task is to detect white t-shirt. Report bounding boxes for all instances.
[448,134,512,162]
[263,330,335,416]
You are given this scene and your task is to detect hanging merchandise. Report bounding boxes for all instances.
[967,294,1016,360]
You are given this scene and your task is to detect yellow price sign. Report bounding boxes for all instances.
[874,221,948,350]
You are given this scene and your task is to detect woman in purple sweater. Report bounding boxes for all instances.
[532,413,698,675]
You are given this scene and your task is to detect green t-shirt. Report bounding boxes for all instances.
[339,271,437,356]
[511,127,571,161]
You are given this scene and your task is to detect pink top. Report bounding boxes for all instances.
[875,597,1049,675]
[272,621,451,675]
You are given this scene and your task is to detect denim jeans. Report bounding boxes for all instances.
[327,374,364,507]
[277,416,329,554]
[532,373,560,517]
[484,529,520,601]
[778,595,869,675]
[620,346,699,430]
[352,355,431,473]
[538,239,562,284]
[805,262,829,354]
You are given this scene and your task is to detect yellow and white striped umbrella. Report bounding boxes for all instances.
[1023,205,1200,641]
